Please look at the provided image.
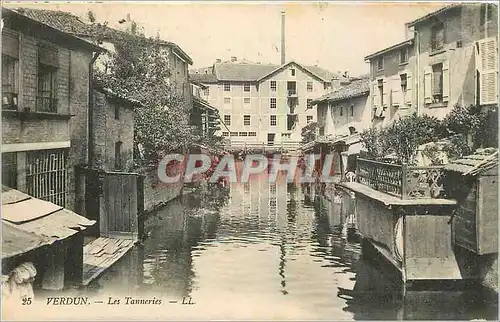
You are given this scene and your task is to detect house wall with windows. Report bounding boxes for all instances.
[257,63,325,145]
[365,40,416,129]
[91,88,136,172]
[1,9,100,213]
[190,60,337,148]
[411,4,498,119]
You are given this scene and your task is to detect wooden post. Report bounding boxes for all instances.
[137,174,145,240]
[64,234,83,285]
[401,163,408,199]
[42,241,66,290]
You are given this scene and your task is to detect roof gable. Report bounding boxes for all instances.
[214,62,278,82]
[257,61,330,83]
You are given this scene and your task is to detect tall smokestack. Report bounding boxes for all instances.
[281,11,286,65]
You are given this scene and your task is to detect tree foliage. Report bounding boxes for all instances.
[90,14,209,162]
[301,122,318,144]
[360,105,497,165]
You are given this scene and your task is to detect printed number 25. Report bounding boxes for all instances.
[22,297,32,305]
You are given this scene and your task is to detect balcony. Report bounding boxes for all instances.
[287,89,298,98]
[356,158,445,199]
[36,96,58,113]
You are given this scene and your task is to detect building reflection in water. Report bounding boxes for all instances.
[90,171,497,320]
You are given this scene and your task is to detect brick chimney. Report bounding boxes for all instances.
[281,11,286,65]
[231,56,237,62]
[215,58,222,63]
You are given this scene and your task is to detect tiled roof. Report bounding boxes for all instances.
[364,38,414,61]
[444,148,498,175]
[189,60,340,83]
[11,7,193,64]
[189,72,219,83]
[215,62,279,82]
[312,75,370,104]
[407,4,460,27]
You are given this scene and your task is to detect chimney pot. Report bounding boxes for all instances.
[231,56,237,62]
[216,58,222,63]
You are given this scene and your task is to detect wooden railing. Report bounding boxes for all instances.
[356,158,444,199]
[225,141,302,152]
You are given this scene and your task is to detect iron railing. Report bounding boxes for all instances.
[356,158,444,199]
[36,96,58,113]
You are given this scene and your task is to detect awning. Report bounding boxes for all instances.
[2,187,96,243]
[2,221,52,259]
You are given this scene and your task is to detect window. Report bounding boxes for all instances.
[224,97,231,104]
[270,98,277,109]
[243,115,251,126]
[350,104,354,116]
[400,47,408,64]
[431,23,445,52]
[2,55,19,110]
[306,116,313,124]
[306,99,313,109]
[290,69,296,76]
[377,56,384,70]
[204,87,210,96]
[270,81,277,91]
[244,97,251,104]
[480,4,494,25]
[26,149,68,207]
[239,132,248,136]
[307,81,313,92]
[378,79,384,106]
[324,83,331,90]
[115,141,123,170]
[224,115,231,125]
[339,106,343,116]
[282,133,291,139]
[243,83,251,92]
[222,132,229,137]
[223,82,231,91]
[400,73,408,92]
[2,152,17,189]
[432,63,444,102]
[230,132,238,137]
[114,104,120,120]
[270,115,277,126]
[249,132,257,136]
[37,44,59,113]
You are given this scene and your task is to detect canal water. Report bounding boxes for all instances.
[86,175,497,320]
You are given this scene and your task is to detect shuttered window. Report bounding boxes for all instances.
[431,23,445,52]
[476,37,498,105]
[2,55,19,110]
[2,30,19,59]
[424,62,449,104]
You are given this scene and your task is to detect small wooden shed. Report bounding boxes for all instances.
[443,148,498,255]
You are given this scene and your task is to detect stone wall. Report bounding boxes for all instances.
[140,165,184,213]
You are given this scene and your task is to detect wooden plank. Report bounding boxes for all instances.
[405,257,467,280]
[340,182,457,206]
[405,215,453,258]
[478,177,498,254]
[81,237,135,286]
[2,199,62,223]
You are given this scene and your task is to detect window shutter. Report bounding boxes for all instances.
[2,32,19,58]
[478,37,498,105]
[391,76,402,107]
[372,81,379,109]
[442,61,450,102]
[424,67,433,104]
[382,78,388,107]
[405,72,412,105]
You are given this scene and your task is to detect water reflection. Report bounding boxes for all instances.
[90,174,497,320]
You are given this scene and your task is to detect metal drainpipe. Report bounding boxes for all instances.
[88,51,102,168]
[415,30,420,116]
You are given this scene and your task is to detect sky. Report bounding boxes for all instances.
[3,1,448,76]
